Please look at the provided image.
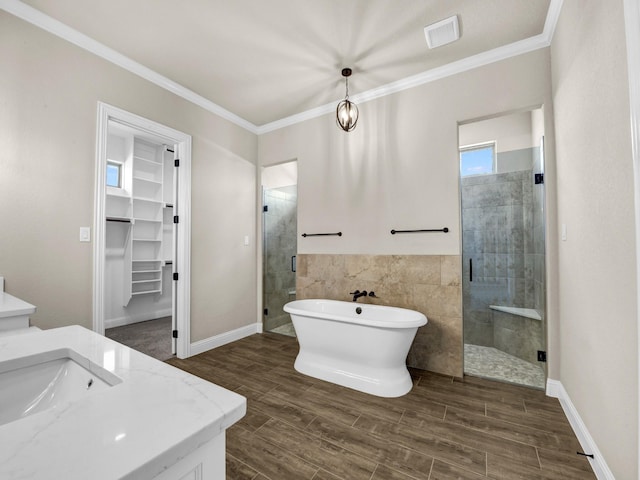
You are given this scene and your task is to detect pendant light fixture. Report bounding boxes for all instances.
[336,68,358,132]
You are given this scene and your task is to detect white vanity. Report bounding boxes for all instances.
[0,325,246,479]
[0,289,36,332]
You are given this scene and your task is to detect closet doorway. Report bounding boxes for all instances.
[93,103,192,359]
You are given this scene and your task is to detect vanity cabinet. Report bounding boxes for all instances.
[0,326,245,479]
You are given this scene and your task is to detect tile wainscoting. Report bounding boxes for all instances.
[296,254,463,377]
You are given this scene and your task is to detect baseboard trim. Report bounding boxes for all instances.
[105,309,172,329]
[189,323,261,356]
[546,379,615,480]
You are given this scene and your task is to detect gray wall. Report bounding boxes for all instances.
[551,0,638,476]
[0,12,258,342]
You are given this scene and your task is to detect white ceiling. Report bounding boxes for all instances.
[15,0,553,129]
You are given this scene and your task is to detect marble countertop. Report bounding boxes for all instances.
[0,325,246,479]
[0,291,36,318]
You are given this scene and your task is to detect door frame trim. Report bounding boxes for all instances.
[93,102,192,358]
[622,0,640,473]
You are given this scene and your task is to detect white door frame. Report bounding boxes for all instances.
[623,0,640,474]
[93,102,192,358]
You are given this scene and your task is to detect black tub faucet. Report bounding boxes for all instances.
[350,290,368,302]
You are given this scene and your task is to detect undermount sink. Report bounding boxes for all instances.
[0,348,121,427]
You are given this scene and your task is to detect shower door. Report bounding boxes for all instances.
[460,112,546,389]
[262,185,297,336]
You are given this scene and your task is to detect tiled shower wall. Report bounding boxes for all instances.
[296,254,463,377]
[263,186,297,331]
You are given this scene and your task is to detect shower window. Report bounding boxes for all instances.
[460,142,496,177]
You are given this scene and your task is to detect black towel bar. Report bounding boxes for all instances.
[301,232,342,237]
[390,228,449,234]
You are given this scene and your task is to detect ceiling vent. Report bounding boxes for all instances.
[424,15,460,49]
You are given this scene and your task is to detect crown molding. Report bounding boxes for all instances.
[543,0,564,42]
[0,0,259,134]
[2,0,563,136]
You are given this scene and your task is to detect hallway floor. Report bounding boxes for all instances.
[167,333,594,480]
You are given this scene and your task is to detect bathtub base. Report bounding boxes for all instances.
[294,351,414,398]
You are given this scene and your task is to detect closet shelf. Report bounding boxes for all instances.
[132,279,161,285]
[133,218,162,224]
[132,290,162,296]
[132,269,162,274]
[133,176,162,185]
[132,238,162,242]
[133,218,162,223]
[133,197,164,205]
[133,155,162,165]
[107,191,131,199]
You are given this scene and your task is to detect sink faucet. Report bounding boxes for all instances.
[350,290,368,302]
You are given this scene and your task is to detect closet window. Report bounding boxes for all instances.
[106,161,122,188]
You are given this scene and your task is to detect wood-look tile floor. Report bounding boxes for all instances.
[166,333,596,480]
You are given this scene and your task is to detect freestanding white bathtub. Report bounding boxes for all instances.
[283,299,427,398]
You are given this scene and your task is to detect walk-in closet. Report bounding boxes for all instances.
[103,121,176,360]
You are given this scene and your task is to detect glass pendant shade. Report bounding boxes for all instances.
[336,68,358,132]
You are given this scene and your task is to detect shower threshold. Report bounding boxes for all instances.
[270,322,296,338]
[464,344,545,389]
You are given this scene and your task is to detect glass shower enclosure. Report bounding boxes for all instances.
[262,185,297,337]
[459,109,547,389]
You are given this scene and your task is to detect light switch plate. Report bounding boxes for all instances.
[80,227,91,242]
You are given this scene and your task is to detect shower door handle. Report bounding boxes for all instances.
[291,255,296,273]
[469,258,473,282]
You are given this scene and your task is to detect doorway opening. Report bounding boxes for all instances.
[459,108,547,389]
[94,103,192,359]
[262,161,298,337]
